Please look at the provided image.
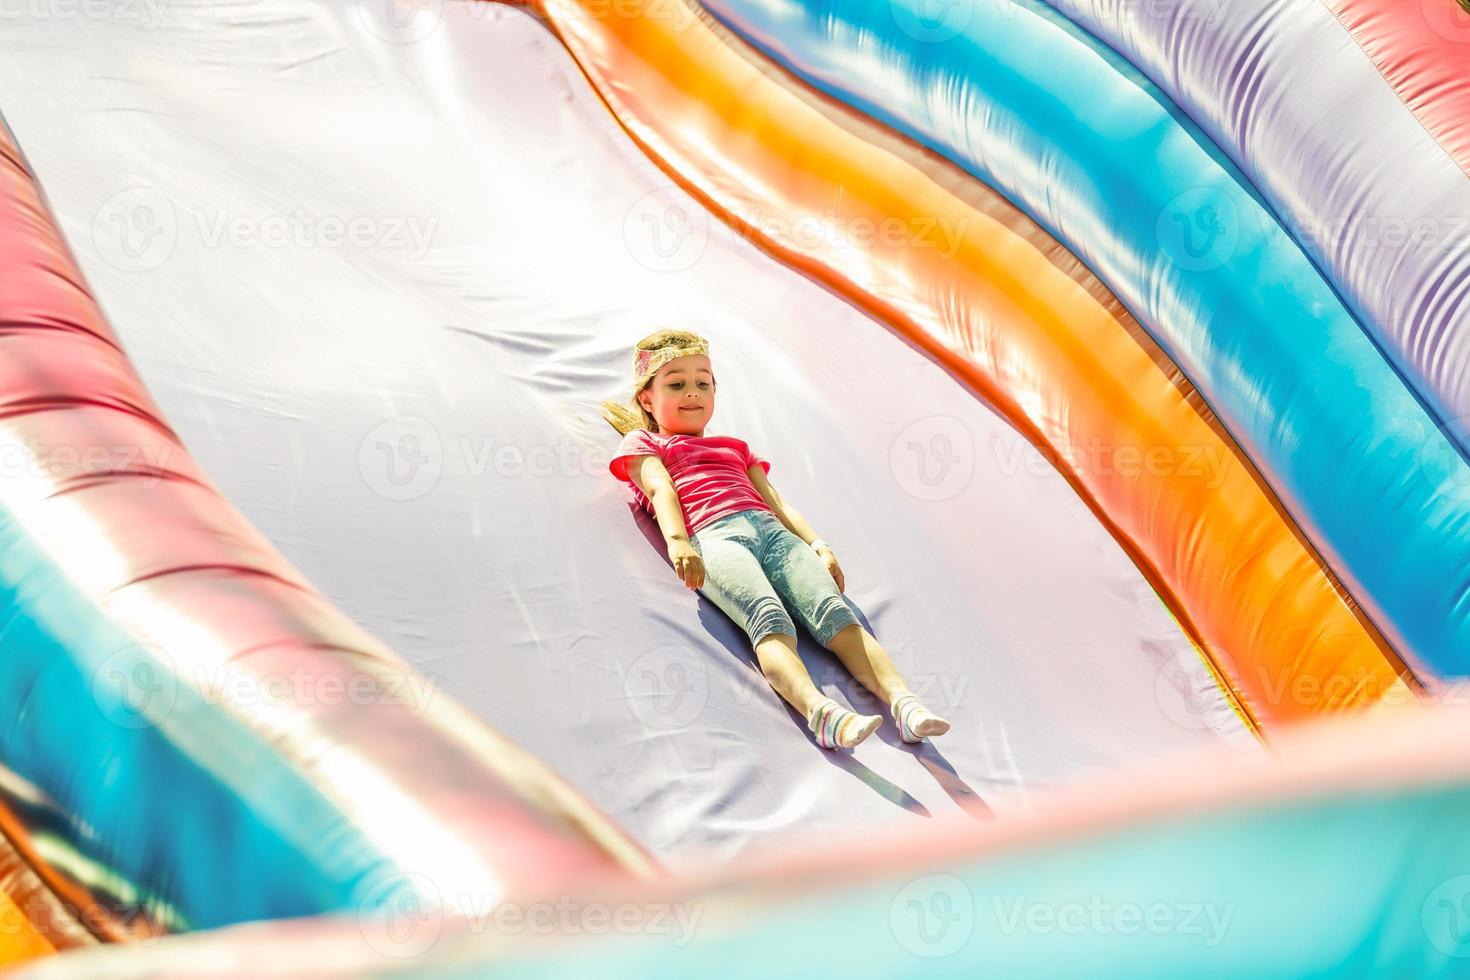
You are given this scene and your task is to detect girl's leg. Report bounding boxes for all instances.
[760,517,951,741]
[829,624,950,741]
[826,622,911,706]
[752,631,827,720]
[692,514,878,746]
[748,629,884,749]
[754,517,902,702]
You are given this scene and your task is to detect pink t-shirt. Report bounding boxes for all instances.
[608,428,774,535]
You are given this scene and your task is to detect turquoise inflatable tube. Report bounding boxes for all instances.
[696,0,1470,680]
[486,780,1470,978]
[0,510,398,930]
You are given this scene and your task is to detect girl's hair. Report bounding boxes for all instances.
[599,328,713,435]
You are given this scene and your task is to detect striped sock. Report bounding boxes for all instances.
[806,697,882,749]
[890,692,951,743]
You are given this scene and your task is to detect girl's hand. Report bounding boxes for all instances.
[817,545,845,593]
[669,539,705,590]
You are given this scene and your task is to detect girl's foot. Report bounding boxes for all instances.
[807,697,883,749]
[890,692,950,743]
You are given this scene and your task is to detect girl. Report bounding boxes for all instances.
[600,329,951,750]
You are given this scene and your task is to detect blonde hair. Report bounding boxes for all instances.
[600,328,713,435]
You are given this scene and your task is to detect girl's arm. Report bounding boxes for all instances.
[628,454,703,589]
[750,466,845,591]
[748,465,823,548]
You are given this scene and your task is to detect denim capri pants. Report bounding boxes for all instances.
[689,507,860,649]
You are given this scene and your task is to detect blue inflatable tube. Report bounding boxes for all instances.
[0,509,398,930]
[697,0,1470,680]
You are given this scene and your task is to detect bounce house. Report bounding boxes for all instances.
[0,0,1468,974]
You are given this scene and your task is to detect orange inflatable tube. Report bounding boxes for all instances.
[518,0,1419,730]
[0,892,54,967]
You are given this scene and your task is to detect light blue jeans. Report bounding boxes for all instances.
[689,507,860,649]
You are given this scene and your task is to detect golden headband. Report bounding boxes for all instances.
[634,340,710,388]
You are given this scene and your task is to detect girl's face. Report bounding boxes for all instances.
[638,353,715,435]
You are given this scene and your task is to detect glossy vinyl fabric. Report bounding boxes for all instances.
[0,0,1256,922]
[695,0,1470,681]
[1326,0,1470,177]
[0,110,649,937]
[0,0,1461,974]
[0,892,52,967]
[12,700,1470,978]
[1038,0,1470,524]
[0,824,65,964]
[528,0,1415,724]
[1,117,393,932]
[0,764,153,946]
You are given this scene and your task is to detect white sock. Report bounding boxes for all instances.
[807,697,882,749]
[890,691,950,743]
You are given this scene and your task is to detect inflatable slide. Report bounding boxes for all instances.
[0,0,1464,974]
